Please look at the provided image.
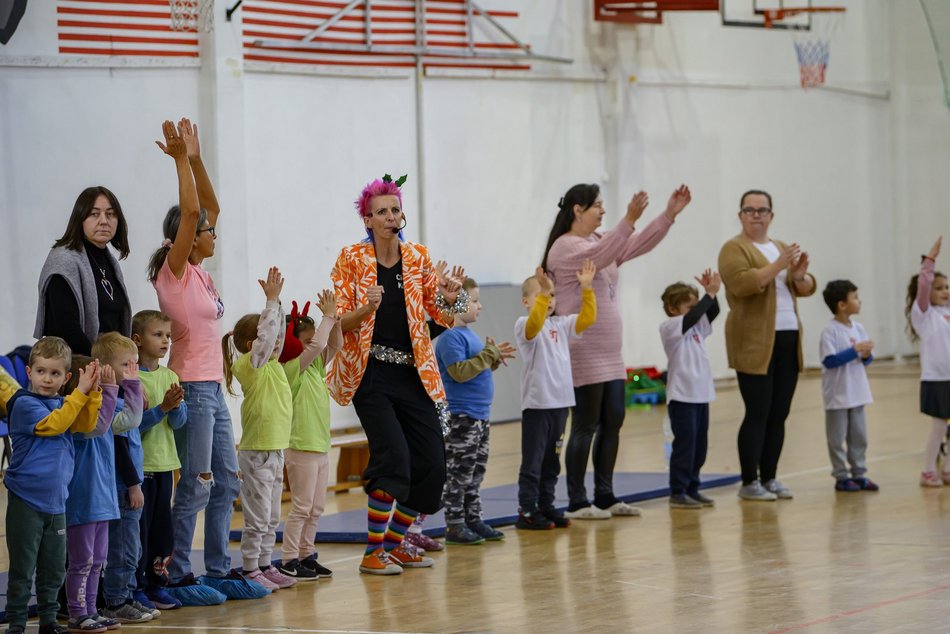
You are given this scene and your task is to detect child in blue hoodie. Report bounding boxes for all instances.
[4,337,107,634]
[65,333,144,632]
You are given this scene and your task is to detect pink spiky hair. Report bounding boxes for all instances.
[355,174,406,218]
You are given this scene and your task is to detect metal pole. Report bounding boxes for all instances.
[414,0,427,243]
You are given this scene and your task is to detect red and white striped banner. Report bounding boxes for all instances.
[57,0,199,58]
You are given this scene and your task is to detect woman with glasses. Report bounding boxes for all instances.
[718,190,816,501]
[148,119,260,603]
[541,183,692,519]
[35,186,132,354]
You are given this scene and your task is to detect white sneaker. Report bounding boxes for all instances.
[737,481,778,501]
[762,479,793,499]
[604,501,642,517]
[563,505,612,520]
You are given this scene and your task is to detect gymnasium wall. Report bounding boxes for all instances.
[1,1,947,432]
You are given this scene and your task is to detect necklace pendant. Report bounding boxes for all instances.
[100,278,115,301]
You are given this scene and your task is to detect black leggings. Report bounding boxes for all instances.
[736,331,800,485]
[352,359,447,514]
[565,379,626,508]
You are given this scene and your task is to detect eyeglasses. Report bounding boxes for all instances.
[740,207,772,216]
[197,226,216,237]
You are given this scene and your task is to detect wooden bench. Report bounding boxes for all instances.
[327,430,370,493]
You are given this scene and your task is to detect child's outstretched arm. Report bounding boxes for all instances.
[918,236,942,313]
[250,267,285,369]
[444,337,517,383]
[300,289,342,371]
[526,266,553,341]
[112,364,144,433]
[575,259,598,334]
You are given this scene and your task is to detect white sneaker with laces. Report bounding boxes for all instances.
[762,479,793,499]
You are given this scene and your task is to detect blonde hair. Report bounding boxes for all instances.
[222,313,261,396]
[29,336,72,369]
[661,282,698,317]
[131,310,171,338]
[92,332,138,365]
[521,276,541,298]
[462,277,478,292]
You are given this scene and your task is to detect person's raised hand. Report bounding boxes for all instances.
[178,117,201,160]
[576,259,597,289]
[776,243,801,269]
[317,289,338,318]
[258,266,284,302]
[664,185,692,221]
[155,120,187,159]
[626,191,649,225]
[99,363,116,386]
[928,236,943,261]
[122,359,139,382]
[535,266,554,295]
[77,360,99,395]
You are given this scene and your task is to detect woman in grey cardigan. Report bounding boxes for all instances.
[35,186,132,354]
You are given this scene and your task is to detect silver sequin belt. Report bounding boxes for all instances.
[369,344,415,366]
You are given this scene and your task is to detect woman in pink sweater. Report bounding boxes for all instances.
[542,183,692,519]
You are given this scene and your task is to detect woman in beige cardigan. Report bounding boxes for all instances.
[718,190,816,501]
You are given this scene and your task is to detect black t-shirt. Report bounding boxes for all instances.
[372,259,413,352]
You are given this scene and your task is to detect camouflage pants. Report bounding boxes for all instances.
[442,414,490,526]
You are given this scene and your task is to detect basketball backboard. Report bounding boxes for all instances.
[721,0,817,30]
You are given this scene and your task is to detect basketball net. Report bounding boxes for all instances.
[170,0,214,32]
[765,8,845,89]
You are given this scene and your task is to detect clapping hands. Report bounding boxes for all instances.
[694,268,721,297]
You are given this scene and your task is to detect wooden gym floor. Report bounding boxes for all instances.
[2,362,948,633]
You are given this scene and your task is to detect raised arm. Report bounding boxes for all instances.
[85,382,119,438]
[179,117,220,226]
[111,374,144,434]
[301,290,341,371]
[249,267,285,369]
[574,259,597,334]
[617,186,690,265]
[917,236,942,313]
[156,120,200,281]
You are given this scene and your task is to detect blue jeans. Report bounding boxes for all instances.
[668,401,709,496]
[168,381,240,581]
[104,489,143,605]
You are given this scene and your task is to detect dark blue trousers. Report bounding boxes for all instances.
[668,401,709,496]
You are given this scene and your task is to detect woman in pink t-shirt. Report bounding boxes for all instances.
[148,119,263,603]
[542,183,691,519]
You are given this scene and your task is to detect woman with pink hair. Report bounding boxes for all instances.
[328,176,466,575]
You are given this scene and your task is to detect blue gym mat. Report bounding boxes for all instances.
[230,471,741,543]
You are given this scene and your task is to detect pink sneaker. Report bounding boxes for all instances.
[243,568,279,591]
[920,471,943,487]
[261,565,298,588]
[405,530,444,552]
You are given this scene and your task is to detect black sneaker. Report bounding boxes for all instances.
[300,556,333,578]
[688,492,716,506]
[466,520,505,541]
[540,507,571,528]
[38,624,69,634]
[277,559,318,581]
[514,509,555,530]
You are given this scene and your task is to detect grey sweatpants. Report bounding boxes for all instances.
[824,406,868,481]
[238,449,284,571]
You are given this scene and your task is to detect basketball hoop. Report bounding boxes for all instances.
[170,0,214,32]
[764,7,845,89]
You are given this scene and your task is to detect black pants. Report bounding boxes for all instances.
[565,379,626,508]
[137,471,174,590]
[668,401,709,496]
[518,408,568,512]
[736,330,800,485]
[352,359,447,514]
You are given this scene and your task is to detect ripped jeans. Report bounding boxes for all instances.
[168,381,241,581]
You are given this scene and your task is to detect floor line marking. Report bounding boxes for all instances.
[617,579,720,600]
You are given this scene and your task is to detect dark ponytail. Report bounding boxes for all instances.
[541,183,600,272]
[147,205,208,282]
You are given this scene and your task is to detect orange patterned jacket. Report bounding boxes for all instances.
[328,240,453,407]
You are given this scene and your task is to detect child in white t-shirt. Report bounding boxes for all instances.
[820,280,877,492]
[514,261,596,529]
[659,269,720,509]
